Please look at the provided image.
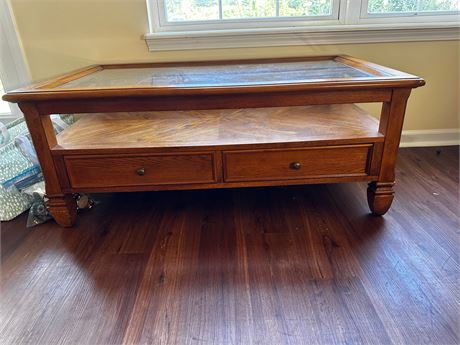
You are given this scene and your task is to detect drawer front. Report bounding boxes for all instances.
[65,153,216,188]
[224,145,372,182]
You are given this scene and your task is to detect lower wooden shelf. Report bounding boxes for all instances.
[53,104,383,153]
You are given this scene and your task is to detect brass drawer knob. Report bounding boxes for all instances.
[136,168,145,176]
[290,162,301,170]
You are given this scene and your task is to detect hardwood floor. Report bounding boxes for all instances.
[1,146,458,345]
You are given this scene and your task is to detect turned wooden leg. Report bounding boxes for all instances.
[47,194,77,227]
[367,181,395,216]
[19,103,79,227]
[368,88,411,216]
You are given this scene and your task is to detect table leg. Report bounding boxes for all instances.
[47,194,77,227]
[19,103,77,227]
[368,88,411,215]
[367,181,395,215]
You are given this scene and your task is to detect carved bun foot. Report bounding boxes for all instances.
[367,181,395,216]
[47,194,77,227]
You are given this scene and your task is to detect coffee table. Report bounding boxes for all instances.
[3,56,425,227]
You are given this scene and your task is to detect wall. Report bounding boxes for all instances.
[9,0,459,131]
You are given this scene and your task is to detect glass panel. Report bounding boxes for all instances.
[166,0,334,21]
[420,0,460,11]
[368,0,459,13]
[222,0,277,19]
[0,78,12,115]
[368,0,417,13]
[55,61,374,90]
[165,0,219,21]
[279,0,333,17]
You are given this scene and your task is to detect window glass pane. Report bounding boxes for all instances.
[420,0,460,11]
[279,0,333,16]
[0,78,12,115]
[368,0,459,13]
[222,0,276,19]
[368,0,417,13]
[165,0,219,21]
[165,0,334,21]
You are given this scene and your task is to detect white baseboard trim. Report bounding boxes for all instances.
[400,129,460,148]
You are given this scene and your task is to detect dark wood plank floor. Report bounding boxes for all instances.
[1,146,458,345]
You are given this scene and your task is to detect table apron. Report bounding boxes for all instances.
[34,89,392,115]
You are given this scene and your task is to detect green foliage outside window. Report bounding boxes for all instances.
[165,0,332,21]
[165,0,459,22]
[368,0,459,13]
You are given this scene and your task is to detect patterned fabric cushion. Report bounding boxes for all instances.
[0,185,33,221]
[0,119,34,221]
[0,115,77,221]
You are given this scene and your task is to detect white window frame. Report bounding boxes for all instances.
[0,0,30,123]
[145,0,460,51]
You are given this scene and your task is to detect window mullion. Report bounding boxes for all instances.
[344,0,363,24]
[219,0,223,20]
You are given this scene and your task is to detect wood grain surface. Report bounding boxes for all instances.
[223,145,372,182]
[65,152,217,188]
[55,104,382,151]
[1,146,458,345]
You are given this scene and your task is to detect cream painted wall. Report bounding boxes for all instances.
[9,0,460,131]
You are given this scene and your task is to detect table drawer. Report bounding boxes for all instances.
[64,152,216,188]
[224,145,372,182]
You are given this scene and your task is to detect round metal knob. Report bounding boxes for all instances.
[136,168,145,176]
[290,162,301,170]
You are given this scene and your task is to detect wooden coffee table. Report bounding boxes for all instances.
[3,56,425,227]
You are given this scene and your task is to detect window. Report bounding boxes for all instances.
[0,0,29,123]
[0,79,12,116]
[145,0,460,51]
[153,0,342,31]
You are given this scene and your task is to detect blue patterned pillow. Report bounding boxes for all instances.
[0,115,77,221]
[0,118,34,221]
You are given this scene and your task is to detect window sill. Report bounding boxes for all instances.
[0,113,19,124]
[144,22,459,51]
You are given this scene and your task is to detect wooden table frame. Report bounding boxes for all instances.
[3,56,425,227]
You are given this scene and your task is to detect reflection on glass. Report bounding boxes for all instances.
[56,61,374,90]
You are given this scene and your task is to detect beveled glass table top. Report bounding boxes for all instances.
[56,60,374,89]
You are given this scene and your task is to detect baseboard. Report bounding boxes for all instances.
[400,129,460,148]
